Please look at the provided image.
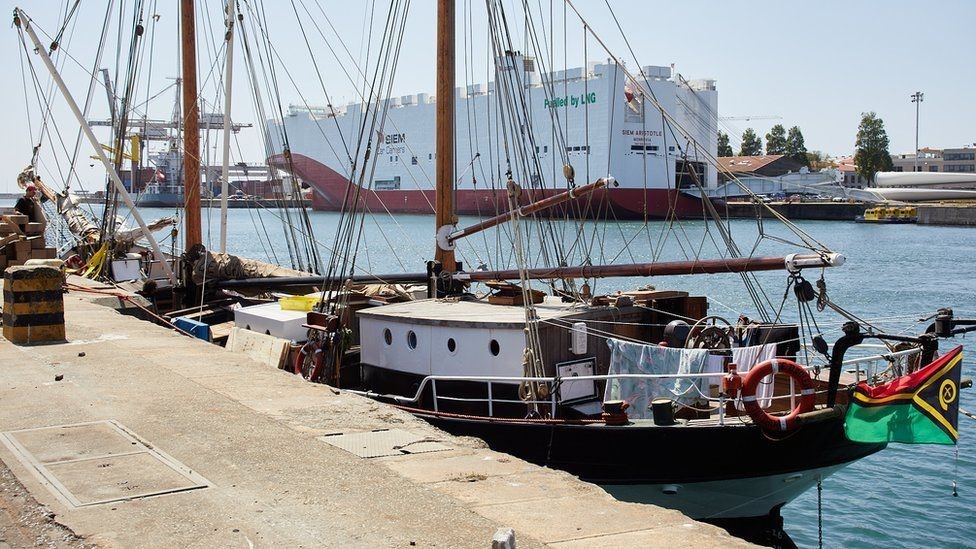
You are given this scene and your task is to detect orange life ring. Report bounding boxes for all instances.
[294,340,325,381]
[740,358,815,432]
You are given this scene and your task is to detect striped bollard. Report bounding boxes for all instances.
[2,265,65,344]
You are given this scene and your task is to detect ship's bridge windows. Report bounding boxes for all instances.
[566,145,591,154]
[630,145,659,152]
[411,156,418,165]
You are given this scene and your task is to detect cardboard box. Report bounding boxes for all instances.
[0,256,7,270]
[25,222,43,235]
[0,222,16,234]
[30,236,46,249]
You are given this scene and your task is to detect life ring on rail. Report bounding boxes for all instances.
[741,358,815,432]
[294,340,325,382]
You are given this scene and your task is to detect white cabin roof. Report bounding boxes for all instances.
[357,297,584,328]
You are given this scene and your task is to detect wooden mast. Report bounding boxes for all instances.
[180,0,202,250]
[434,0,456,271]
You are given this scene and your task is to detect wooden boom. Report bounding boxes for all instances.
[454,253,845,282]
[447,177,615,244]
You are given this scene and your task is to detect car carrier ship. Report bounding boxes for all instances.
[271,57,719,219]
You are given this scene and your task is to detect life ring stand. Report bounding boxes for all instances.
[741,358,816,432]
[294,340,325,382]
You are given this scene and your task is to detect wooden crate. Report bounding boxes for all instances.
[13,239,30,260]
[1,214,28,226]
[32,248,57,260]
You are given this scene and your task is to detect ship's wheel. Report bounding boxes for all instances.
[685,315,734,350]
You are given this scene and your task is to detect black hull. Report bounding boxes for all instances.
[412,410,883,486]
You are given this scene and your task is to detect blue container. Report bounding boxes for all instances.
[171,316,212,342]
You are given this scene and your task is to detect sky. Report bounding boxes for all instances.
[2,0,974,193]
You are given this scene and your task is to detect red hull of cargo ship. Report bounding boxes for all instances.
[271,153,704,220]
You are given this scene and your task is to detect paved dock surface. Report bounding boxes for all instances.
[0,277,747,547]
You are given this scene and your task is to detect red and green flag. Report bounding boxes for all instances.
[845,346,963,445]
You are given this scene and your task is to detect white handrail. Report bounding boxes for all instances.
[349,346,923,415]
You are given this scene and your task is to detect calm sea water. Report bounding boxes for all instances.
[32,202,976,547]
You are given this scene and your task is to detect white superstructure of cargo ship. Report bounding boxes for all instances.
[270,56,718,219]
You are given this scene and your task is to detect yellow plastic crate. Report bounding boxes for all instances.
[279,295,320,312]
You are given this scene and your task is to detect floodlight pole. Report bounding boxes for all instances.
[911,91,923,172]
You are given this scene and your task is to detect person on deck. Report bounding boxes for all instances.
[14,182,48,238]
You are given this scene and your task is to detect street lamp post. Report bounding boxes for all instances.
[911,91,924,171]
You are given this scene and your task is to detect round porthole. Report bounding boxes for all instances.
[407,330,418,349]
[447,338,457,353]
[489,339,500,356]
[383,328,392,346]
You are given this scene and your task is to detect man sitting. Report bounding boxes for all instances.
[14,182,48,240]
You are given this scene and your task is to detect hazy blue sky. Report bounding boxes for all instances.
[2,0,973,193]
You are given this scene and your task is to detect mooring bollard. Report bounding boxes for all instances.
[2,264,65,344]
[491,528,516,549]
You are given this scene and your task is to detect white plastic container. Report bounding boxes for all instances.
[234,302,309,342]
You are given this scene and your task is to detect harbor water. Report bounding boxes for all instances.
[45,203,976,546]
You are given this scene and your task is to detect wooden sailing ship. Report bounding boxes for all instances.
[285,2,972,546]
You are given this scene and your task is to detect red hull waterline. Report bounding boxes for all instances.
[271,153,706,220]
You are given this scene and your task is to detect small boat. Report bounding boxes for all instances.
[854,206,918,223]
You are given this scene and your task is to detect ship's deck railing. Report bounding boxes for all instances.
[349,344,922,422]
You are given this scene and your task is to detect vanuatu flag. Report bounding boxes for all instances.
[845,346,963,445]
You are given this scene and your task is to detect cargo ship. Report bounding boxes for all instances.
[270,58,719,219]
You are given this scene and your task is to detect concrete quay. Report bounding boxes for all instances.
[0,276,747,548]
[721,200,863,221]
[917,203,976,226]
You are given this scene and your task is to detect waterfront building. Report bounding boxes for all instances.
[891,148,943,173]
[942,147,976,173]
[717,155,806,180]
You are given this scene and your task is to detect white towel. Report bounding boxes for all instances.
[731,343,778,408]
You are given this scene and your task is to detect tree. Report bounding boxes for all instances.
[785,126,809,167]
[806,151,834,171]
[854,112,894,185]
[739,128,762,156]
[717,131,733,157]
[765,125,787,155]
